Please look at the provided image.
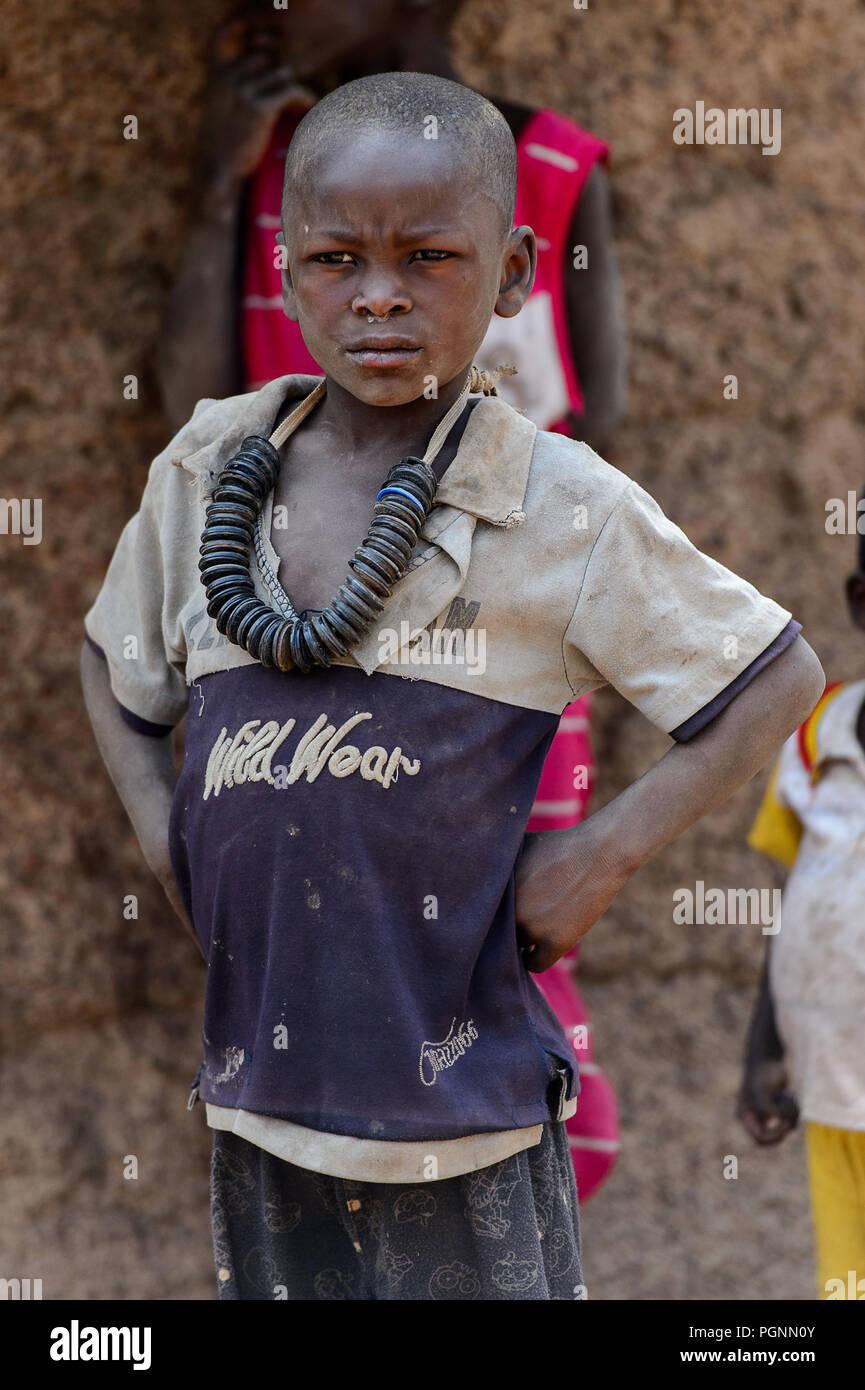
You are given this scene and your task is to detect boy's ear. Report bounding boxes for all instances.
[276,229,300,322]
[494,224,537,320]
[845,572,865,631]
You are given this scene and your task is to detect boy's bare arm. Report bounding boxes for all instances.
[79,641,202,957]
[564,166,628,455]
[516,635,825,972]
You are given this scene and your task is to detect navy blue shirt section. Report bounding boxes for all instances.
[167,662,579,1142]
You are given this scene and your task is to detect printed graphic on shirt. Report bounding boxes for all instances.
[418,1018,479,1087]
[202,711,421,800]
[186,604,230,653]
[169,659,575,1141]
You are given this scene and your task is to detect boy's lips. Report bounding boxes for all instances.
[345,337,423,368]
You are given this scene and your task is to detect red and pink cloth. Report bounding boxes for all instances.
[240,107,620,1202]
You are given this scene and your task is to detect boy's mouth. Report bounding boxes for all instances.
[345,336,423,369]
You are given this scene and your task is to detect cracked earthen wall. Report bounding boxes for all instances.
[2,0,863,1298]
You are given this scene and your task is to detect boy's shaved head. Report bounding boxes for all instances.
[283,71,517,239]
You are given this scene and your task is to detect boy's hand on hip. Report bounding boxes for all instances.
[514,639,825,976]
[515,820,627,973]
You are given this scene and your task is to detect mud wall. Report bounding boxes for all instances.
[2,0,863,1299]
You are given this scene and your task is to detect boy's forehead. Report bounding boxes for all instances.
[285,130,497,239]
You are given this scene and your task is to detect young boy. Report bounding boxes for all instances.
[738,526,865,1300]
[157,0,627,1197]
[82,72,823,1301]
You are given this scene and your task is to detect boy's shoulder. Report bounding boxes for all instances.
[162,375,323,487]
[433,393,634,540]
[531,421,633,491]
[525,418,638,530]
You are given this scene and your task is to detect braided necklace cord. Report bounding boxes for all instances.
[198,367,506,674]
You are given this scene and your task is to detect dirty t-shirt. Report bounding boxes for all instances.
[83,375,797,1174]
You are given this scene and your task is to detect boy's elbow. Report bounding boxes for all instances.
[782,636,826,724]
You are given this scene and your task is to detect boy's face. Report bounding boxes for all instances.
[279,129,534,407]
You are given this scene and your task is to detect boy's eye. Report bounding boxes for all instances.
[311,250,454,264]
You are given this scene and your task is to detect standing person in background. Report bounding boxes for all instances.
[157,0,627,1202]
[738,518,865,1298]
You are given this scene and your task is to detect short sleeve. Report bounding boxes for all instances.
[84,446,192,731]
[563,478,794,733]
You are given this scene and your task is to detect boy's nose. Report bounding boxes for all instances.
[351,286,411,320]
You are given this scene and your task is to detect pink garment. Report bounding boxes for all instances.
[527,695,594,832]
[240,103,619,1203]
[525,692,621,1200]
[504,109,609,430]
[537,949,620,1201]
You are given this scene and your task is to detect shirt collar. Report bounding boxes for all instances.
[175,373,536,528]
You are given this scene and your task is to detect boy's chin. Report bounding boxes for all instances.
[325,368,442,409]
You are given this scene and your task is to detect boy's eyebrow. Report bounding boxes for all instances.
[304,225,461,246]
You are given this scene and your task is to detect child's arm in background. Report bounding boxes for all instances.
[564,165,628,455]
[157,16,316,430]
[736,944,799,1143]
[80,641,202,959]
[735,729,807,1141]
[516,635,824,972]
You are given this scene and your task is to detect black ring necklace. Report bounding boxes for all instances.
[198,369,488,674]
